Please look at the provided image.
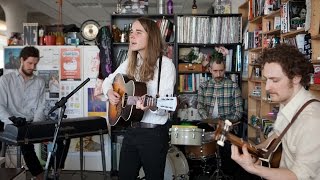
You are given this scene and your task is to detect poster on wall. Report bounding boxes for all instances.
[60,81,83,117]
[4,48,22,70]
[37,47,60,70]
[83,46,100,79]
[87,87,107,116]
[60,48,81,80]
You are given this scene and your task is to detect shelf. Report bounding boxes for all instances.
[249,77,263,82]
[311,34,320,40]
[178,71,205,74]
[261,115,276,122]
[262,29,281,36]
[249,63,261,66]
[250,16,263,24]
[263,9,281,19]
[262,99,278,104]
[249,95,261,101]
[281,29,306,38]
[309,84,320,91]
[249,47,263,52]
[176,43,242,47]
[242,77,248,81]
[312,60,320,64]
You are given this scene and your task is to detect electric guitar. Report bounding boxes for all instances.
[108,73,177,126]
[214,120,282,168]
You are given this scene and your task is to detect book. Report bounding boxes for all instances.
[288,0,306,31]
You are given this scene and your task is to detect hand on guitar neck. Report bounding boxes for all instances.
[214,120,282,168]
[135,95,157,111]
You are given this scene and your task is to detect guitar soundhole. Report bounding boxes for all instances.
[122,93,128,108]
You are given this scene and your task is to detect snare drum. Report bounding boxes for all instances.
[139,145,189,179]
[170,125,204,146]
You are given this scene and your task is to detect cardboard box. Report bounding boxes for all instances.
[178,63,203,72]
[23,23,38,45]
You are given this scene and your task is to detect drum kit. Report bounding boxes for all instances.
[137,119,235,180]
[166,120,233,180]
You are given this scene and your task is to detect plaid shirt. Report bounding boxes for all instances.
[197,78,243,122]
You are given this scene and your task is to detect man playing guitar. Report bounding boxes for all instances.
[231,44,320,179]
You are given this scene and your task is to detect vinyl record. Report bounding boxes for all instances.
[80,20,100,41]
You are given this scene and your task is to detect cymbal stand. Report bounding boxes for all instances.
[209,145,232,180]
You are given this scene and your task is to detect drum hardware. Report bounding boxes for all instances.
[139,145,189,180]
[209,144,233,180]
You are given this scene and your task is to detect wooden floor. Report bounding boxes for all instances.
[26,170,118,180]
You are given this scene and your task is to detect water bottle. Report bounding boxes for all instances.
[167,0,173,14]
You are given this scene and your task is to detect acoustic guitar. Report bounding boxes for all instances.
[214,120,282,168]
[108,73,177,126]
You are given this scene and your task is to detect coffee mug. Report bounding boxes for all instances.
[44,35,56,45]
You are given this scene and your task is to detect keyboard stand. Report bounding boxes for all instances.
[79,132,107,179]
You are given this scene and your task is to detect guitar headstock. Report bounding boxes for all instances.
[214,119,232,147]
[156,96,177,111]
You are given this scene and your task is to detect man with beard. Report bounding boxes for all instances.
[231,44,320,179]
[0,46,70,180]
[197,53,243,122]
[196,51,243,179]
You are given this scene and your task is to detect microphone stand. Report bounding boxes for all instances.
[45,78,90,180]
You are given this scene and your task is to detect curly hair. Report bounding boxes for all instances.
[19,46,40,61]
[257,44,314,87]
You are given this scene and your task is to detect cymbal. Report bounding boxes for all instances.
[200,118,221,124]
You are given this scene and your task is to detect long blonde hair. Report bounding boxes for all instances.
[127,17,164,82]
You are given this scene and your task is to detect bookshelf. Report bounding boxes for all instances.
[308,0,320,98]
[175,14,243,122]
[243,0,320,144]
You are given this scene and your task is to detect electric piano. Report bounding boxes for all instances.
[0,116,108,145]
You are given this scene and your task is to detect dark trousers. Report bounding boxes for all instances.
[21,139,70,176]
[118,123,169,180]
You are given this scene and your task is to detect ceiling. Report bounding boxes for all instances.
[2,0,244,28]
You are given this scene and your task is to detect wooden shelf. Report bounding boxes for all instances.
[311,34,320,40]
[281,29,306,38]
[262,99,278,104]
[264,9,281,19]
[312,60,320,64]
[309,84,320,91]
[249,95,261,101]
[249,47,263,52]
[249,77,263,82]
[250,16,263,24]
[263,29,281,36]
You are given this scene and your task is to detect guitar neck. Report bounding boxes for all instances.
[127,96,156,106]
[226,133,263,158]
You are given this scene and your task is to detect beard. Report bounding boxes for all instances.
[214,76,223,82]
[21,65,34,77]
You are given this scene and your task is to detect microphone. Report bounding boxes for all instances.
[48,78,90,115]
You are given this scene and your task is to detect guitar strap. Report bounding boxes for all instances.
[156,55,162,98]
[265,99,320,156]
